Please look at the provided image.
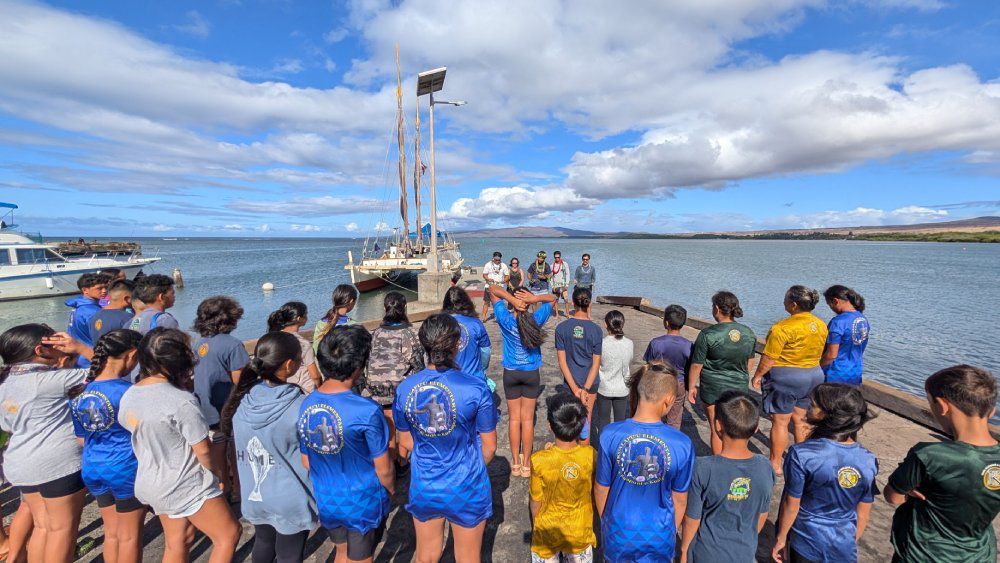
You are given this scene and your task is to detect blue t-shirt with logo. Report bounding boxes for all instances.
[192,334,250,427]
[89,309,135,344]
[297,390,389,532]
[70,378,139,499]
[596,419,695,562]
[783,439,879,562]
[643,334,692,383]
[554,319,604,390]
[452,314,491,381]
[823,312,870,385]
[493,301,552,371]
[392,367,498,527]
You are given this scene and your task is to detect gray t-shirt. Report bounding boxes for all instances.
[686,454,776,563]
[129,308,180,334]
[0,364,87,486]
[286,332,316,393]
[598,335,634,398]
[119,382,219,516]
[192,334,250,426]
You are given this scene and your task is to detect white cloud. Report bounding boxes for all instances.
[152,224,175,232]
[345,222,359,232]
[257,223,271,232]
[227,195,382,216]
[769,205,949,229]
[270,58,304,75]
[223,223,245,230]
[323,28,348,43]
[443,186,600,222]
[290,224,324,232]
[174,10,211,38]
[374,221,389,231]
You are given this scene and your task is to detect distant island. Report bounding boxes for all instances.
[458,216,1000,243]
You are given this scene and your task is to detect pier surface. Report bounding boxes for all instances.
[5,302,997,562]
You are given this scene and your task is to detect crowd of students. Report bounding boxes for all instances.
[0,268,997,563]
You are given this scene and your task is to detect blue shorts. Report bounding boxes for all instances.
[82,461,137,500]
[762,366,824,415]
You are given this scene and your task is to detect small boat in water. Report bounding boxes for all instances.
[0,203,159,301]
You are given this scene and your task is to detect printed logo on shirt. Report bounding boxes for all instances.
[850,317,869,345]
[245,436,274,502]
[198,343,209,357]
[1,400,18,414]
[404,381,457,437]
[457,321,470,352]
[561,461,582,481]
[298,404,344,454]
[981,464,1000,491]
[615,433,671,485]
[728,329,741,343]
[94,319,104,332]
[727,477,751,501]
[837,466,861,489]
[573,326,585,339]
[122,410,139,430]
[809,322,818,334]
[71,390,115,432]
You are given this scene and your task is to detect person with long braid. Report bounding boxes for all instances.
[221,331,317,563]
[267,301,322,392]
[311,284,358,353]
[69,329,146,563]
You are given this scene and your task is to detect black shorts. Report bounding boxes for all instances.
[19,471,85,498]
[94,491,146,513]
[503,369,541,400]
[327,526,382,561]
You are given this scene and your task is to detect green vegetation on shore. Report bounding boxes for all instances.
[616,230,1000,243]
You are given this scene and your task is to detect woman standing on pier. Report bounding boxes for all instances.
[268,301,322,392]
[487,285,557,478]
[751,285,828,474]
[821,285,870,386]
[686,291,757,454]
[507,258,524,293]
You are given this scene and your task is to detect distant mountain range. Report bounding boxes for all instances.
[457,216,1000,239]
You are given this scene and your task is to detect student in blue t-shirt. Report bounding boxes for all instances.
[298,325,395,563]
[66,272,108,368]
[89,280,135,344]
[596,361,695,563]
[392,314,498,563]
[443,287,493,391]
[70,329,147,563]
[487,285,556,478]
[820,285,870,386]
[772,383,879,563]
[643,304,692,430]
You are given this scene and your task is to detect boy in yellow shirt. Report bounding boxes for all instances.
[530,393,596,562]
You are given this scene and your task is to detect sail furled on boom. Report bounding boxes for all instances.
[414,90,422,246]
[395,44,409,239]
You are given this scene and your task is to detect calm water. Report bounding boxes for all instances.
[2,237,997,402]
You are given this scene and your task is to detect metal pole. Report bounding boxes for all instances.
[428,91,438,272]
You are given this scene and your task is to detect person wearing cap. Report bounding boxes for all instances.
[527,251,552,298]
[481,251,510,321]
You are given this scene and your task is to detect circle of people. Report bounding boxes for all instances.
[0,256,997,563]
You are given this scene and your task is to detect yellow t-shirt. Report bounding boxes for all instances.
[529,444,596,558]
[763,312,828,368]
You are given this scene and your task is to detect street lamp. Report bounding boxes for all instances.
[416,67,464,272]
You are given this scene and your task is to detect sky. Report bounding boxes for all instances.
[0,0,998,237]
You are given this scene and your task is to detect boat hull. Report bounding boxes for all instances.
[0,260,157,302]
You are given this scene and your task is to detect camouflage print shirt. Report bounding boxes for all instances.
[365,323,425,407]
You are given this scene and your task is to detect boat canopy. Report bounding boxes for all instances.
[0,202,17,210]
[409,223,445,238]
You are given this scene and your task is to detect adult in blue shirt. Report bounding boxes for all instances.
[393,314,498,563]
[66,272,108,367]
[596,362,695,562]
[297,325,393,563]
[443,286,493,392]
[488,285,557,478]
[820,285,870,386]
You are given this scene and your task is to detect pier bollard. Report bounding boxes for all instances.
[172,268,185,288]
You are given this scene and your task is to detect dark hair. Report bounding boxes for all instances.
[546,392,586,441]
[138,328,196,389]
[442,286,477,317]
[77,272,106,291]
[107,279,134,298]
[714,390,760,439]
[418,313,461,368]
[554,250,561,257]
[193,296,244,337]
[925,364,997,419]
[133,274,174,304]
[806,383,875,442]
[492,251,502,258]
[581,253,590,259]
[824,285,866,313]
[572,287,592,309]
[786,285,820,312]
[664,304,687,330]
[101,268,122,278]
[0,324,55,381]
[267,301,308,333]
[87,329,142,384]
[605,310,625,339]
[317,284,358,341]
[510,257,520,266]
[712,291,743,319]
[220,331,301,436]
[629,361,679,415]
[515,309,547,350]
[382,292,409,324]
[316,325,372,382]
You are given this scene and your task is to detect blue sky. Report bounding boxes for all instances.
[0,0,998,236]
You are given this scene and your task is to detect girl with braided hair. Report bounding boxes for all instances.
[69,329,146,563]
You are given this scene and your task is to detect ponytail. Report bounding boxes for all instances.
[318,284,358,341]
[219,331,301,436]
[81,329,142,395]
[572,287,592,310]
[786,285,820,312]
[806,383,875,442]
[605,310,625,339]
[712,290,744,319]
[417,314,461,369]
[823,285,865,313]
[267,301,308,333]
[515,310,547,349]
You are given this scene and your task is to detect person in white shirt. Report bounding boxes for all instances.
[481,251,510,321]
[594,310,634,442]
[550,250,571,318]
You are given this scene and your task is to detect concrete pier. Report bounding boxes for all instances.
[11,301,998,562]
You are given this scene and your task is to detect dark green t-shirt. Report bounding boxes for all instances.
[888,441,1000,563]
[690,322,757,404]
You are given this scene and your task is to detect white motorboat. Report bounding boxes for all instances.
[0,203,160,301]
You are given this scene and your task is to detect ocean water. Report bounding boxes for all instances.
[1,237,997,403]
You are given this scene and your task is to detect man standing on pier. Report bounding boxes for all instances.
[574,254,596,293]
[481,251,510,321]
[528,251,551,296]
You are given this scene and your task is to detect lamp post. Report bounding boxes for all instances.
[416,67,465,272]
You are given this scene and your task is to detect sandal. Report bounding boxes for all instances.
[511,455,522,476]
